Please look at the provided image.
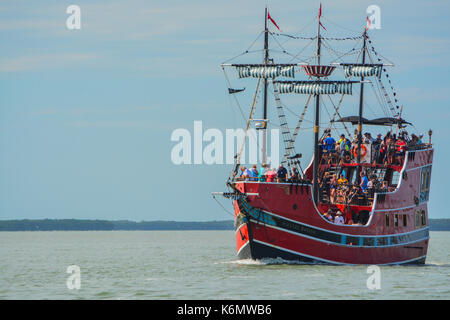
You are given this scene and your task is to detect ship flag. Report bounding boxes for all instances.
[318,4,327,31]
[365,16,371,31]
[228,87,245,94]
[267,11,281,31]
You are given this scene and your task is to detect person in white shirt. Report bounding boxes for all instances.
[334,211,345,224]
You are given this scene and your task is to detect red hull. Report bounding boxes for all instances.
[233,149,433,265]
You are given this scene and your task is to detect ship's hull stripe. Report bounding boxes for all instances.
[238,198,428,239]
[252,239,427,265]
[250,218,429,248]
[238,201,429,248]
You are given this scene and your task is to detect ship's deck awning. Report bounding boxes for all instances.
[334,116,411,126]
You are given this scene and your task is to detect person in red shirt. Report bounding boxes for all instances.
[395,137,407,165]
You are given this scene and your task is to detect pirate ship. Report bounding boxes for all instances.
[214,6,433,264]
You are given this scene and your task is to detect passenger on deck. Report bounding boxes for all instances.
[375,133,383,145]
[238,166,247,180]
[367,176,376,197]
[410,134,419,147]
[322,133,336,164]
[323,133,336,151]
[372,134,383,164]
[334,211,345,224]
[248,165,258,181]
[360,171,369,193]
[258,163,268,182]
[364,132,375,144]
[377,139,386,164]
[347,185,360,204]
[395,137,407,165]
[277,164,288,182]
[265,168,277,182]
[322,209,334,222]
[330,174,338,204]
[337,174,348,186]
[289,167,301,182]
[339,136,352,165]
[418,134,424,144]
[386,136,396,165]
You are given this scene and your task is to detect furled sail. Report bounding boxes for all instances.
[250,66,280,78]
[275,81,354,95]
[236,65,295,79]
[280,66,295,78]
[237,66,251,78]
[342,64,382,78]
[294,83,336,94]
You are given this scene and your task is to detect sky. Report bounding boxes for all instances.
[0,0,449,221]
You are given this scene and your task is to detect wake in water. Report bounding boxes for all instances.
[217,257,322,266]
[422,261,450,267]
[218,258,450,267]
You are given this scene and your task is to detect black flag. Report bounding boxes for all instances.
[228,88,245,94]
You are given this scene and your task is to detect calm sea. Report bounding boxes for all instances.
[0,230,449,300]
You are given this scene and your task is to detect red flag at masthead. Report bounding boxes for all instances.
[267,11,281,31]
[318,4,327,31]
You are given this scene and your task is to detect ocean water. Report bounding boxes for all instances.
[0,230,449,300]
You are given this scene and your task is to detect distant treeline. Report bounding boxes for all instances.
[429,219,450,231]
[0,218,449,231]
[0,219,234,231]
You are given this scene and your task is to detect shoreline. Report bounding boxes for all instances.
[0,219,449,231]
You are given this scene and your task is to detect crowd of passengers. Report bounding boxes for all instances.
[236,163,301,183]
[319,169,394,207]
[320,207,368,226]
[236,164,382,225]
[236,130,426,182]
[319,130,426,166]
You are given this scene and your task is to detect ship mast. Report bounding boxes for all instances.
[356,30,367,177]
[261,7,269,164]
[312,7,322,204]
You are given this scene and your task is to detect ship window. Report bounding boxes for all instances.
[391,171,401,187]
[419,166,432,203]
[421,210,427,226]
[403,214,407,227]
[415,211,420,227]
[394,214,399,227]
[385,214,390,227]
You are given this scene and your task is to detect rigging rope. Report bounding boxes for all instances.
[272,33,363,41]
[325,94,351,137]
[222,66,247,123]
[230,78,262,180]
[272,79,297,167]
[283,94,312,164]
